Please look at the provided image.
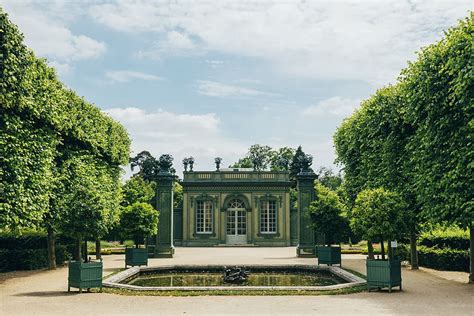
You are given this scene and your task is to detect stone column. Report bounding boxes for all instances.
[154,170,175,258]
[296,170,317,257]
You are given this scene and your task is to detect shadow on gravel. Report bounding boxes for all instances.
[14,291,84,297]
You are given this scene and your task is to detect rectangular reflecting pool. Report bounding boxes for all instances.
[124,269,345,287]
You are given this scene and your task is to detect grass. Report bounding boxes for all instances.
[99,285,367,296]
[342,267,367,280]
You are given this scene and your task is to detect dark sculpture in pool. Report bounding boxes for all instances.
[223,267,250,284]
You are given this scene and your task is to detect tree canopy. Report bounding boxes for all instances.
[120,202,159,247]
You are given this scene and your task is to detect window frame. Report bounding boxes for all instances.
[195,200,214,234]
[259,199,278,234]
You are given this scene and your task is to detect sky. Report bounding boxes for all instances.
[1,0,472,175]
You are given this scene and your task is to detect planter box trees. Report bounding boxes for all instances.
[309,184,348,266]
[68,260,103,293]
[119,202,159,268]
[317,246,341,266]
[125,247,148,268]
[366,259,402,292]
[351,188,409,292]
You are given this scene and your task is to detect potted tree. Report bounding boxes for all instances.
[309,183,348,266]
[120,202,159,268]
[351,188,408,292]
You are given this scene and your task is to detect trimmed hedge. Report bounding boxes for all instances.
[0,246,70,272]
[0,232,73,271]
[419,228,469,250]
[417,246,469,272]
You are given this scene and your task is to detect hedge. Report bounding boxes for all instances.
[0,246,70,272]
[0,9,130,231]
[417,246,469,272]
[0,232,74,271]
[0,9,130,165]
[418,228,469,250]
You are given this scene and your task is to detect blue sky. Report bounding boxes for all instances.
[2,0,472,174]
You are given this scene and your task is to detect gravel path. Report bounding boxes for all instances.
[1,247,472,315]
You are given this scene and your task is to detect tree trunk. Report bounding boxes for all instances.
[47,226,56,270]
[74,238,81,261]
[82,239,88,262]
[388,243,394,261]
[367,240,374,259]
[410,229,419,270]
[380,239,386,260]
[95,238,101,260]
[470,225,473,284]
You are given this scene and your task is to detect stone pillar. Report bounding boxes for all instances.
[296,170,317,257]
[154,170,175,258]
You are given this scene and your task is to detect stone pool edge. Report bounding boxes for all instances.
[103,264,366,291]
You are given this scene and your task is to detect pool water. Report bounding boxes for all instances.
[127,271,344,287]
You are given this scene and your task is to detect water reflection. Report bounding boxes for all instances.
[129,271,341,287]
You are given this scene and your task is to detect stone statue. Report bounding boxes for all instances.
[157,154,174,174]
[214,157,222,171]
[182,158,189,172]
[188,157,195,172]
[223,266,249,284]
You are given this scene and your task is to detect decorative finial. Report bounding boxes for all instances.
[182,158,189,172]
[215,157,222,171]
[157,154,173,174]
[188,157,195,172]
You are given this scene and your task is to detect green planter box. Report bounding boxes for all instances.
[125,247,148,268]
[366,259,402,292]
[68,260,102,293]
[316,246,341,266]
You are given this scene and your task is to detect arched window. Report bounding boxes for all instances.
[228,199,245,209]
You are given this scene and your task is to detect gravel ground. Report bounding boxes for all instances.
[0,247,472,316]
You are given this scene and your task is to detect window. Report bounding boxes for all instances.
[228,199,245,209]
[196,201,213,233]
[260,200,277,233]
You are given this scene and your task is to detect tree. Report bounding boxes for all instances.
[351,188,408,260]
[122,176,155,207]
[309,183,348,245]
[229,157,253,169]
[289,146,307,184]
[400,13,474,282]
[120,202,159,247]
[270,147,295,171]
[316,167,343,191]
[130,151,160,181]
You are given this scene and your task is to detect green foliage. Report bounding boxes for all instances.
[173,182,183,209]
[316,167,343,191]
[351,188,408,242]
[269,147,295,171]
[230,144,296,171]
[0,232,71,271]
[120,202,159,246]
[289,146,309,183]
[57,153,122,240]
[309,183,348,245]
[400,13,474,228]
[0,9,129,165]
[0,114,59,230]
[416,246,469,272]
[419,226,469,250]
[0,9,130,235]
[122,176,155,207]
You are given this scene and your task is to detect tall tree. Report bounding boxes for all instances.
[270,147,295,171]
[400,14,473,281]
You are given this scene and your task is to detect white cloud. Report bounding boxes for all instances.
[2,1,106,62]
[106,70,162,83]
[196,80,274,97]
[105,107,248,174]
[89,0,472,85]
[48,61,72,76]
[301,97,361,117]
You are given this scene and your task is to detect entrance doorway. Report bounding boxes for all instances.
[226,208,247,245]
